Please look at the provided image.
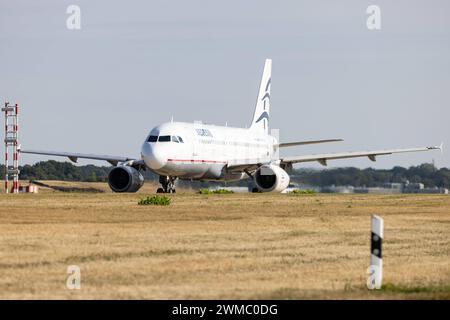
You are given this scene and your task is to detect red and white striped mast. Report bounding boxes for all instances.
[2,102,20,193]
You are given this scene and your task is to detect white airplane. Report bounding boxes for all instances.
[20,59,442,193]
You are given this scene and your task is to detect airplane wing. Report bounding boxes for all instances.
[280,144,443,166]
[278,139,343,148]
[226,144,442,172]
[19,148,136,166]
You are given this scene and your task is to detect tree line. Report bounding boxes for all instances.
[1,161,449,188]
[0,160,156,182]
[291,163,450,188]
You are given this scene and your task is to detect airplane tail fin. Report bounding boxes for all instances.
[249,59,272,134]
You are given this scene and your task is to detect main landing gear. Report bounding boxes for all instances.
[157,175,177,193]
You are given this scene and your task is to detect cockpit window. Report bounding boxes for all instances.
[149,135,183,143]
[158,135,171,142]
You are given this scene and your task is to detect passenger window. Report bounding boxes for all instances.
[147,135,158,142]
[158,135,171,142]
[178,136,184,143]
[172,136,179,143]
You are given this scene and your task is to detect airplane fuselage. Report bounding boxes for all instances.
[141,121,276,181]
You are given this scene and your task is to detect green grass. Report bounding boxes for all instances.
[197,188,234,194]
[138,195,171,206]
[381,282,450,294]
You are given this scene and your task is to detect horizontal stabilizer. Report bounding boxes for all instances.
[278,139,343,148]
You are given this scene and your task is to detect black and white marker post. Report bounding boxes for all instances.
[368,215,383,289]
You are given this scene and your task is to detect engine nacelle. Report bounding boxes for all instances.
[108,166,144,193]
[254,164,290,192]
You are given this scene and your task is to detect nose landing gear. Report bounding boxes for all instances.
[157,175,177,193]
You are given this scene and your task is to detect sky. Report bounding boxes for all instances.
[0,0,449,169]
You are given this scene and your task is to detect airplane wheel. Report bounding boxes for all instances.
[156,188,164,193]
[251,187,259,193]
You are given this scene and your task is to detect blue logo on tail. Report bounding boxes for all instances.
[255,111,269,123]
[255,78,271,124]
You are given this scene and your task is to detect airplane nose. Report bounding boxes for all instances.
[141,142,166,170]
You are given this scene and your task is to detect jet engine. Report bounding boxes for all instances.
[108,166,144,193]
[254,164,290,192]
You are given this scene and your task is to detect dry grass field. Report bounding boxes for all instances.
[0,181,449,299]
